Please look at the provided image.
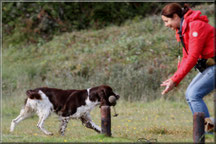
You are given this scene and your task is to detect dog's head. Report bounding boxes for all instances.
[89,85,120,107]
[205,118,214,133]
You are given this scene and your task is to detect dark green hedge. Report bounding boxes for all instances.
[2,2,203,43]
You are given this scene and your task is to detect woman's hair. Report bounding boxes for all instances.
[161,3,190,18]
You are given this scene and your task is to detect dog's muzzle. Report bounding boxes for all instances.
[109,95,120,105]
[109,96,117,106]
[108,95,120,117]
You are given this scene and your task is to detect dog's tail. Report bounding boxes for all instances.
[26,90,42,100]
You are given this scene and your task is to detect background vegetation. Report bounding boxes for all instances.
[2,2,215,143]
[3,2,202,44]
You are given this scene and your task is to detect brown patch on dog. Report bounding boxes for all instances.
[26,90,42,100]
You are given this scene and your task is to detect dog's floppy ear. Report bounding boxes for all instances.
[98,89,108,107]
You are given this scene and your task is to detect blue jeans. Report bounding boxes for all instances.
[185,65,216,118]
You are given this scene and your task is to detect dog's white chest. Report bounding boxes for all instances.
[70,97,99,118]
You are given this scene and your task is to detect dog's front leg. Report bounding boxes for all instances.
[59,117,70,136]
[80,114,101,133]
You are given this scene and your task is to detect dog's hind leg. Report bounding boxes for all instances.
[80,113,101,133]
[37,111,53,135]
[58,117,70,136]
[10,106,33,132]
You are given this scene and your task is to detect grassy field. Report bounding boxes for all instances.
[2,94,214,143]
[2,3,215,143]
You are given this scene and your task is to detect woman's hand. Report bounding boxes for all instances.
[160,78,176,95]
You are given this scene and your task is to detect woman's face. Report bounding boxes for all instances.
[161,14,181,31]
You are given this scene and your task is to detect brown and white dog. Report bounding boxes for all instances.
[10,85,120,136]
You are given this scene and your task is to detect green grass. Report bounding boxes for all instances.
[2,3,215,143]
[2,95,214,142]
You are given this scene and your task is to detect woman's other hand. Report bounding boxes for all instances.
[161,78,176,95]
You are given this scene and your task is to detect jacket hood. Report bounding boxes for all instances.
[177,9,209,35]
[184,9,209,23]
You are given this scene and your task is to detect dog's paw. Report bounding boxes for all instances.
[59,132,65,136]
[58,130,65,136]
[46,132,53,136]
[10,122,16,132]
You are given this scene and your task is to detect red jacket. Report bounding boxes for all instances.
[171,9,215,85]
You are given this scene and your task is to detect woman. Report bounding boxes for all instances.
[160,3,215,119]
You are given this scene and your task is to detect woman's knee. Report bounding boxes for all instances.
[185,87,201,101]
[185,86,191,100]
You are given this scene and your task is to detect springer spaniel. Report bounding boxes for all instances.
[10,85,120,136]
